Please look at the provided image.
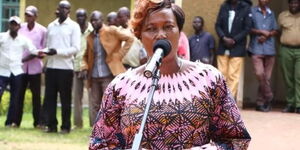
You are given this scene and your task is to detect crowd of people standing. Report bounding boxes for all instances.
[0,0,299,138]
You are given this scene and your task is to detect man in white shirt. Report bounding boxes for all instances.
[0,16,37,127]
[41,0,81,134]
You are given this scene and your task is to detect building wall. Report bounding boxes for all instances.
[22,0,131,27]
[182,0,222,38]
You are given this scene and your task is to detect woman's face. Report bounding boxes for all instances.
[140,8,180,61]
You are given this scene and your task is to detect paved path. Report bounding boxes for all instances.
[241,109,300,150]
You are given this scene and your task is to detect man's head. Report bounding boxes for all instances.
[227,0,238,4]
[8,16,21,34]
[117,7,130,28]
[57,0,71,21]
[258,0,269,7]
[192,16,204,32]
[107,11,118,26]
[25,5,38,24]
[76,8,87,26]
[90,11,103,31]
[288,0,300,14]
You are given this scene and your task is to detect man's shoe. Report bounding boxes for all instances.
[6,123,19,128]
[11,123,19,128]
[282,105,295,113]
[35,124,46,130]
[60,129,70,134]
[295,108,300,114]
[72,126,82,130]
[44,127,57,133]
[256,105,268,112]
[264,101,272,112]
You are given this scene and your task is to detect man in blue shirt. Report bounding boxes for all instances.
[189,16,215,64]
[249,0,278,112]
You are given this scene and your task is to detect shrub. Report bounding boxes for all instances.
[0,90,33,115]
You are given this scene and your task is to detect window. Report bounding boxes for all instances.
[0,0,20,31]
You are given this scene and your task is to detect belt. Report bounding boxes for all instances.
[282,44,300,49]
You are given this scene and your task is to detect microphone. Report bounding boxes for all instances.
[144,39,171,78]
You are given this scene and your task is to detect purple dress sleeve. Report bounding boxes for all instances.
[209,72,251,150]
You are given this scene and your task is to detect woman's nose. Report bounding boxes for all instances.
[155,29,167,40]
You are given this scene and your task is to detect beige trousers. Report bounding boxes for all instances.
[217,55,244,98]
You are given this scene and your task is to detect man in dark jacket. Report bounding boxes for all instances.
[215,0,252,98]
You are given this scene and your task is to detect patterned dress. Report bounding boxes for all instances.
[89,62,251,150]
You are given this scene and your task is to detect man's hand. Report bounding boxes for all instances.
[78,70,88,79]
[184,143,217,150]
[223,37,235,48]
[260,30,271,38]
[37,51,46,58]
[22,54,36,63]
[258,35,267,43]
[45,48,57,56]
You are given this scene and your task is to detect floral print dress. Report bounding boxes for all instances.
[89,62,251,150]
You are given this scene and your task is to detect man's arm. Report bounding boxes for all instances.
[114,27,134,57]
[215,5,226,39]
[81,38,90,71]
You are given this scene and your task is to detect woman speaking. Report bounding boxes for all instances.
[89,0,251,149]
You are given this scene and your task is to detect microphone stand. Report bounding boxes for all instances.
[131,69,160,150]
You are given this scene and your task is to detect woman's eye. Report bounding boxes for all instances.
[164,25,174,31]
[146,27,156,32]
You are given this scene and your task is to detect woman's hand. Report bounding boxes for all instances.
[184,143,217,150]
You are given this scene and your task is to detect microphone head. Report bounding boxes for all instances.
[153,39,171,57]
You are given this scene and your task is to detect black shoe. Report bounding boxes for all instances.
[264,102,272,112]
[256,105,268,112]
[295,108,300,114]
[35,124,46,130]
[282,105,295,113]
[60,129,70,134]
[44,127,57,133]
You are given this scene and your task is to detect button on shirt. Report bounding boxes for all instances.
[46,17,81,70]
[189,32,215,62]
[19,22,47,74]
[0,32,37,77]
[92,33,111,78]
[249,7,278,55]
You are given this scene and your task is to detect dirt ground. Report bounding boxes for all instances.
[241,109,300,150]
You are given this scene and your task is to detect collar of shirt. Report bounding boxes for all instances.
[21,22,37,32]
[195,31,205,38]
[4,31,22,41]
[53,17,72,26]
[84,23,93,35]
[285,11,300,18]
[257,6,272,15]
[93,31,99,37]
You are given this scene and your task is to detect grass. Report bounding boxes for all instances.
[0,108,91,150]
